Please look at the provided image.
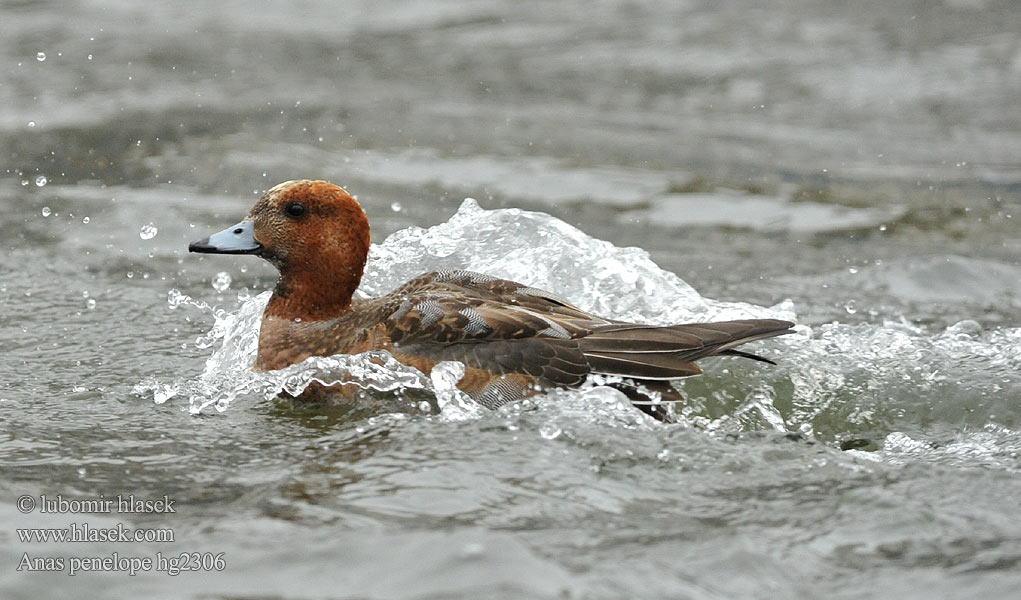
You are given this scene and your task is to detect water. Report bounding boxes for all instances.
[3,1,1020,598]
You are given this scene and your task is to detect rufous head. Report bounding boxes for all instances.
[190,180,370,320]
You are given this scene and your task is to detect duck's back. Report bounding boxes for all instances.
[338,271,793,415]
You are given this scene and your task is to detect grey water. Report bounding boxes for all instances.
[2,1,1020,598]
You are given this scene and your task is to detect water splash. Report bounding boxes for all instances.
[773,318,1021,442]
[429,361,482,421]
[141,199,1019,457]
[364,199,792,324]
[874,424,1021,472]
[136,288,437,414]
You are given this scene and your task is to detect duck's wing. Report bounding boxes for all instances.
[368,271,793,412]
[381,270,612,343]
[376,271,601,403]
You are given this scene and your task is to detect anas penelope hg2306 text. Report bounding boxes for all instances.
[189,180,794,419]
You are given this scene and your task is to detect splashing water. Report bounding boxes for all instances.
[363,199,792,324]
[138,200,1020,454]
[136,288,436,414]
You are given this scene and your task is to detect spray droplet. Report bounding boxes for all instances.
[27,121,36,128]
[211,272,231,292]
[35,175,47,187]
[539,423,563,440]
[41,206,51,217]
[390,202,403,212]
[82,216,90,224]
[86,298,96,309]
[36,52,46,61]
[139,223,158,239]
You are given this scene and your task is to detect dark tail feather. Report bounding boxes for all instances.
[579,318,794,379]
[719,348,777,365]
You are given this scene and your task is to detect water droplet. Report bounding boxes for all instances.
[27,121,36,128]
[236,287,250,302]
[844,301,857,314]
[126,271,134,279]
[139,222,158,239]
[211,272,231,292]
[87,54,93,60]
[848,267,858,274]
[390,202,403,212]
[539,422,563,440]
[167,289,189,310]
[36,52,46,61]
[20,180,29,186]
[86,298,96,309]
[41,206,51,217]
[35,175,47,187]
[82,216,90,224]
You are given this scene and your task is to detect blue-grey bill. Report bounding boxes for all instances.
[189,219,262,254]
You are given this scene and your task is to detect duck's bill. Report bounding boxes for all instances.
[189,219,262,254]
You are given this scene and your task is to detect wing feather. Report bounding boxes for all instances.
[372,271,794,410]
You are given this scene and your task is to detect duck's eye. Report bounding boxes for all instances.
[284,202,306,218]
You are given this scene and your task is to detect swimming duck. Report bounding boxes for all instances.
[189,180,793,419]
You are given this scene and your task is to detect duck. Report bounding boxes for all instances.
[189,180,793,420]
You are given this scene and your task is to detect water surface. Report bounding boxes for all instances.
[2,1,1020,598]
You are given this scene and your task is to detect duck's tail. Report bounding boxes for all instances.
[580,318,795,421]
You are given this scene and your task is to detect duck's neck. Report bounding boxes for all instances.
[264,264,362,322]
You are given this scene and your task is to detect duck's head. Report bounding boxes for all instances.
[190,179,370,320]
